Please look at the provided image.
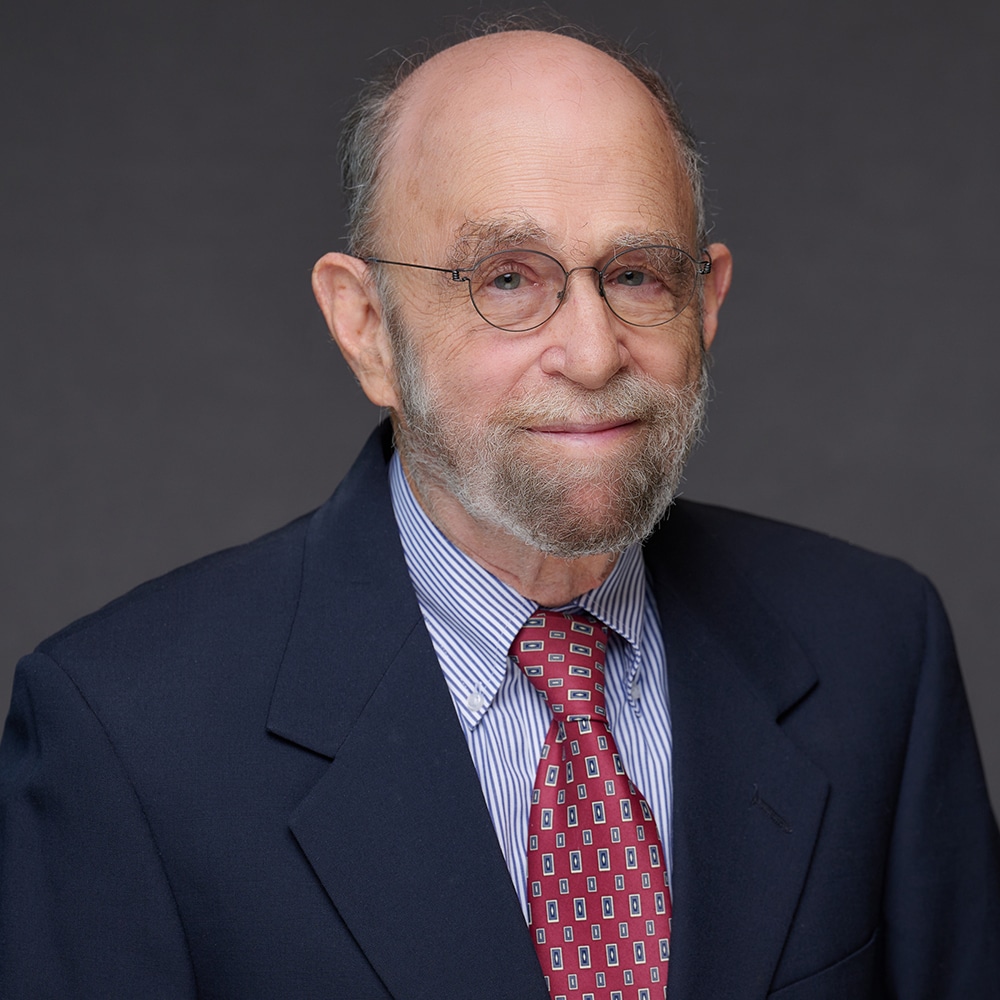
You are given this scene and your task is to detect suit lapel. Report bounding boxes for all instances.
[646,507,830,999]
[267,428,547,1000]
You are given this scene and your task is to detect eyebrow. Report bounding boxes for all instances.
[443,218,694,267]
[610,228,691,253]
[445,215,554,267]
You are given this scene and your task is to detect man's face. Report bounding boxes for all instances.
[371,33,726,557]
[386,293,708,557]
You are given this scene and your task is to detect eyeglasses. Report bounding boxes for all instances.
[362,245,712,333]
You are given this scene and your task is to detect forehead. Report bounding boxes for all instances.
[378,33,695,259]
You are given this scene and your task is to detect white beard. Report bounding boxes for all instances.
[388,314,708,558]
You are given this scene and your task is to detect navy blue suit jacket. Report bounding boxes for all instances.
[2,426,999,998]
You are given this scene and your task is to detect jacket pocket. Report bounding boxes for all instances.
[768,927,883,999]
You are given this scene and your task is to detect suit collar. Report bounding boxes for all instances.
[266,423,415,759]
[646,502,820,721]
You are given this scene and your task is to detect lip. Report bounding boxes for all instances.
[526,418,639,439]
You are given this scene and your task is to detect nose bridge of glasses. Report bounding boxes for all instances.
[556,264,606,303]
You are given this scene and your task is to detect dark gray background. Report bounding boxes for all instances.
[3,1,998,807]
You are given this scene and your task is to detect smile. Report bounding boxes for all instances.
[525,419,640,443]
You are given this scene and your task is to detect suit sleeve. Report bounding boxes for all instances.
[0,652,197,999]
[882,579,1000,998]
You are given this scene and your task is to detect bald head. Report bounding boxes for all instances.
[340,26,705,259]
[391,31,677,155]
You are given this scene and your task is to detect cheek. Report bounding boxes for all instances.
[426,336,539,414]
[629,322,706,386]
[381,268,540,415]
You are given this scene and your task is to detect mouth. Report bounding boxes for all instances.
[525,418,641,443]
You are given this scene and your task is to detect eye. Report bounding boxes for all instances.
[604,247,693,298]
[493,271,522,291]
[615,268,646,287]
[475,254,545,294]
[606,262,661,292]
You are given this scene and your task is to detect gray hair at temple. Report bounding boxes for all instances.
[338,14,708,259]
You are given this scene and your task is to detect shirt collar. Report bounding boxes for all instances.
[388,452,649,726]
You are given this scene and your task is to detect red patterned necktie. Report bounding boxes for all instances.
[511,609,671,1000]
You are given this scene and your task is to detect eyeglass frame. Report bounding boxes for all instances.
[360,244,713,333]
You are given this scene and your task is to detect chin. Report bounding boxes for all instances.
[480,475,677,559]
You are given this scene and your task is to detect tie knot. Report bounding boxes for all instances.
[511,609,609,721]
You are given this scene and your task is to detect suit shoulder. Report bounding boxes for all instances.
[659,499,934,626]
[669,498,921,577]
[36,511,315,671]
[654,501,954,727]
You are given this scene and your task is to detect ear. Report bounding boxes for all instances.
[312,252,401,410]
[699,242,733,352]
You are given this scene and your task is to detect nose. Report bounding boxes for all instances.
[538,268,630,389]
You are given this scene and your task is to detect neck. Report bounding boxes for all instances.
[401,461,620,607]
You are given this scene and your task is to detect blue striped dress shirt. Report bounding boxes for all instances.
[388,453,674,919]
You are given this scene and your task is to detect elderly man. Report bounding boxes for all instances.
[2,23,998,1000]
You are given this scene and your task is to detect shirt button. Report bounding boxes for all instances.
[466,691,485,712]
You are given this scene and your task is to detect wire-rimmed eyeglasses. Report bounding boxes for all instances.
[362,245,712,333]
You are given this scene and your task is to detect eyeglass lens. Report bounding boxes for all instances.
[464,246,699,332]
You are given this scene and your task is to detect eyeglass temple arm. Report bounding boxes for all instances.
[365,252,711,278]
[362,257,466,281]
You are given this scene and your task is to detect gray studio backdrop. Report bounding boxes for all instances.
[3,1,998,806]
